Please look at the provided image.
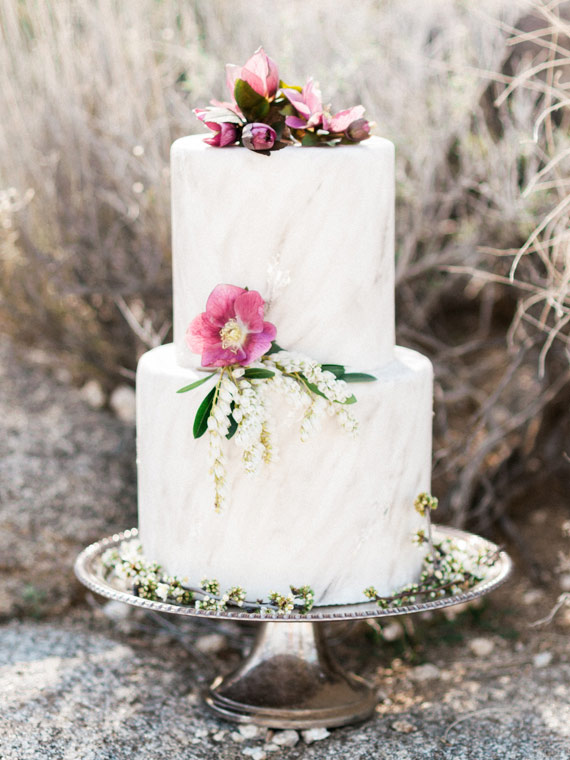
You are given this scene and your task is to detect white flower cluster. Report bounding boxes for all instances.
[207,373,239,512]
[233,376,273,473]
[269,350,358,439]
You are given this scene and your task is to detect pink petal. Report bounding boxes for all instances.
[218,122,238,147]
[303,78,323,114]
[186,313,219,353]
[234,290,265,333]
[329,105,365,133]
[202,345,247,367]
[205,284,244,327]
[225,64,241,97]
[241,47,273,97]
[306,112,325,129]
[241,323,277,364]
[265,53,279,97]
[285,115,308,129]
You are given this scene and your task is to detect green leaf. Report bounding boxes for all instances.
[321,364,345,378]
[341,394,357,405]
[301,133,320,147]
[249,99,270,121]
[265,341,284,355]
[234,79,269,116]
[177,372,216,393]
[279,80,303,92]
[193,387,216,439]
[342,373,377,383]
[299,375,328,400]
[243,368,275,379]
[226,403,238,440]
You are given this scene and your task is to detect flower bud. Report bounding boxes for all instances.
[203,121,238,148]
[242,122,276,151]
[346,118,371,142]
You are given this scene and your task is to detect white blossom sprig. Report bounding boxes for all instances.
[178,339,376,511]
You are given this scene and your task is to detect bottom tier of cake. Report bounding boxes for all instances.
[136,344,433,605]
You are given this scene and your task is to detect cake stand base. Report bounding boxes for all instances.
[206,620,376,728]
[74,527,512,729]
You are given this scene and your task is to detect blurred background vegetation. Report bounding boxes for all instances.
[0,0,568,529]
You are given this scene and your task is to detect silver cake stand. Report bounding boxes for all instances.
[75,526,511,729]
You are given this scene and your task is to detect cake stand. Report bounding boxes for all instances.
[75,526,511,729]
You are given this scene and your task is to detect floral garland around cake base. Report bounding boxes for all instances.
[181,284,377,512]
[100,494,501,618]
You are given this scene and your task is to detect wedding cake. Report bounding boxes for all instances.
[136,51,433,606]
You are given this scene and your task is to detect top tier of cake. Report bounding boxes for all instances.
[171,134,395,371]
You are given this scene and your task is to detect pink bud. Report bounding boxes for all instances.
[203,121,238,147]
[242,123,276,151]
[346,118,371,142]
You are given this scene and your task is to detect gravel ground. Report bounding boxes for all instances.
[1,335,569,759]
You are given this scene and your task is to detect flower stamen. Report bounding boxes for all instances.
[220,318,247,353]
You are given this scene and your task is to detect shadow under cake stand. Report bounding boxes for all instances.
[75,526,511,729]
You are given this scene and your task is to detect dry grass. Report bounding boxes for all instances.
[0,0,568,525]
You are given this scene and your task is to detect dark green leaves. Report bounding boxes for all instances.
[177,372,216,394]
[243,368,275,379]
[193,387,216,439]
[320,364,377,383]
[234,79,270,121]
[265,341,284,355]
[321,364,345,378]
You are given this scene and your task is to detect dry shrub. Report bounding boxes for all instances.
[0,0,567,525]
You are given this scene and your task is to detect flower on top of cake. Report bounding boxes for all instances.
[179,283,377,512]
[193,47,374,154]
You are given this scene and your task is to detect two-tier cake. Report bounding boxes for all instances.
[136,134,433,605]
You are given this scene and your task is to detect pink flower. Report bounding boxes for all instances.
[283,78,368,136]
[242,122,276,151]
[226,47,279,100]
[194,110,238,147]
[186,285,277,367]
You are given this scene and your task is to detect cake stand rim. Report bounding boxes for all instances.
[74,526,512,622]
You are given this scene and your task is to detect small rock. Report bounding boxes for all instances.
[212,730,226,742]
[272,729,299,748]
[409,663,440,681]
[101,600,131,621]
[522,589,544,605]
[230,732,245,743]
[391,720,417,733]
[560,574,570,592]
[80,379,105,408]
[239,724,262,740]
[195,632,227,654]
[301,727,330,744]
[242,749,266,760]
[110,384,136,423]
[533,651,552,668]
[263,744,279,752]
[468,637,495,657]
[186,692,199,705]
[382,621,404,641]
[55,367,72,384]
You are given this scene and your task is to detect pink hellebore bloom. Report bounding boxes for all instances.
[226,47,279,100]
[194,109,238,147]
[283,78,367,137]
[187,285,277,367]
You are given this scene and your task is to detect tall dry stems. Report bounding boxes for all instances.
[1,0,568,525]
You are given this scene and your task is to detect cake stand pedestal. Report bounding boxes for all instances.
[75,526,511,729]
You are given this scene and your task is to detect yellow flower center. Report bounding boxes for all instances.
[220,318,247,352]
